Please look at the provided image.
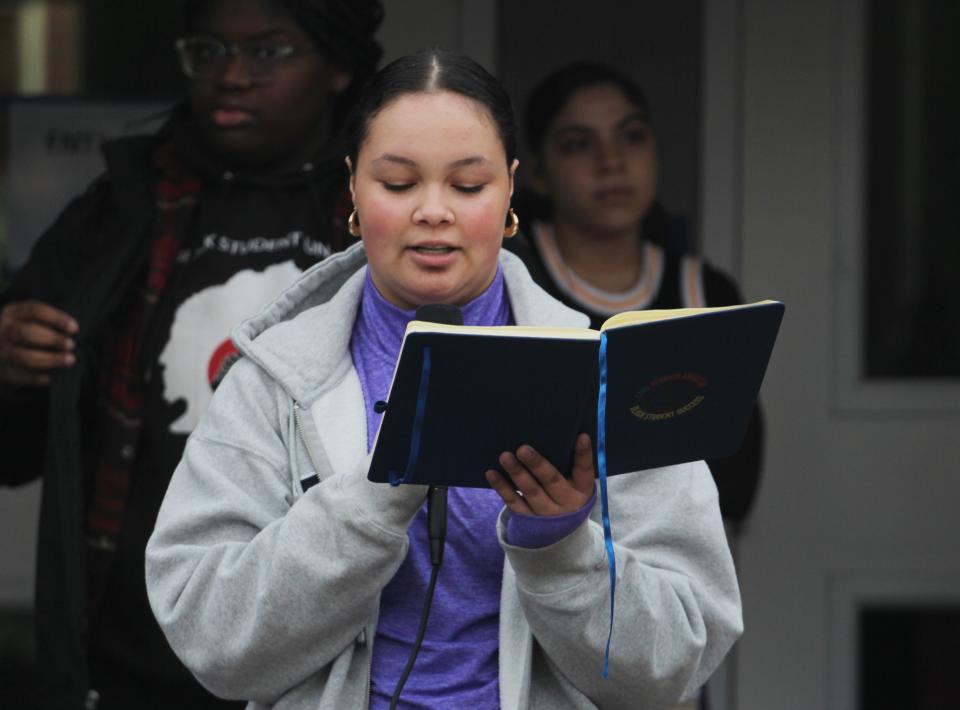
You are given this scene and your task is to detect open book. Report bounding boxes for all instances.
[367,300,785,487]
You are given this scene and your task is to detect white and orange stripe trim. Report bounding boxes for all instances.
[680,254,705,308]
[532,222,665,316]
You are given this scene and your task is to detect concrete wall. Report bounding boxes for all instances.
[734,0,960,707]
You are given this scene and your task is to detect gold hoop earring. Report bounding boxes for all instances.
[504,208,519,238]
[348,209,361,237]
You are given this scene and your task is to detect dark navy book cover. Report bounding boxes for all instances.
[368,302,784,487]
[602,302,784,474]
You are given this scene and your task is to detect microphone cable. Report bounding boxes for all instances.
[389,304,459,709]
[389,485,448,710]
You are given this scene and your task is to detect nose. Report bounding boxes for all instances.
[413,187,454,228]
[217,49,253,90]
[595,138,625,174]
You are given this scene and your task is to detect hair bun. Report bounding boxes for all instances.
[285,0,384,77]
[182,0,385,78]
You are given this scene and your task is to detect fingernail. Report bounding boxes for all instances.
[65,354,76,366]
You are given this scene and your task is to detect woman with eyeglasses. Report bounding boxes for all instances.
[0,1,383,708]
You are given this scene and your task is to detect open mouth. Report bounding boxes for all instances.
[412,245,456,254]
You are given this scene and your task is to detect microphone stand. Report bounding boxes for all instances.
[389,486,447,709]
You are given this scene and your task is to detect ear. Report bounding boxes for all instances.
[331,70,353,95]
[527,157,549,196]
[508,159,519,200]
[345,156,356,202]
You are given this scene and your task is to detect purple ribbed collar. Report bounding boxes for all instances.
[359,265,510,345]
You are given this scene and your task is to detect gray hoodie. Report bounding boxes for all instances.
[145,243,743,709]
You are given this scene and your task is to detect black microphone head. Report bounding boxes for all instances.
[414,304,464,326]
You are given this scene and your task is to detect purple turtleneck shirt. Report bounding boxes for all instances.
[350,266,592,709]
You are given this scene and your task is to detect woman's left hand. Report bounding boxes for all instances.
[485,433,596,516]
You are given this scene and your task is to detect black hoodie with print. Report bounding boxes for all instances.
[0,107,352,709]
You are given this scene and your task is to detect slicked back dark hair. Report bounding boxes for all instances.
[344,49,517,168]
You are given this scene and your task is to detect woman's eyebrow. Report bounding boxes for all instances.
[447,156,491,169]
[373,154,418,167]
[553,125,595,136]
[198,28,293,42]
[553,112,650,136]
[615,111,651,129]
[371,155,492,169]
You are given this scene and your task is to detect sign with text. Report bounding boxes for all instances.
[5,99,171,271]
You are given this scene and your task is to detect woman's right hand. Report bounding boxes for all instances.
[0,301,78,388]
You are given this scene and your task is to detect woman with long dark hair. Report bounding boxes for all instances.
[509,62,764,525]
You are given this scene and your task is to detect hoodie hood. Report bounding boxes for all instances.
[232,242,589,404]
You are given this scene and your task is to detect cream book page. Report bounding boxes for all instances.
[600,300,778,331]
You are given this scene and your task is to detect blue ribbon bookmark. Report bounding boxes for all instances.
[597,333,617,678]
[389,346,432,486]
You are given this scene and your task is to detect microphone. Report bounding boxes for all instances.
[390,304,462,710]
[414,303,463,327]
